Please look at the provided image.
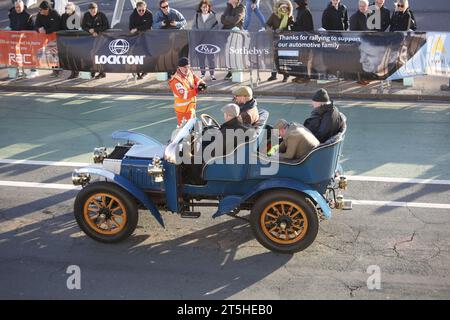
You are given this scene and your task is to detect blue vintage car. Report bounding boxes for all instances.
[72,110,350,254]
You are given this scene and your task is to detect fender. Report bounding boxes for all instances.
[213,178,331,220]
[75,167,165,228]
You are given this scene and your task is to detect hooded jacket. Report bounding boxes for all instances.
[8,7,34,31]
[279,122,320,160]
[221,2,245,30]
[322,2,349,31]
[81,11,110,33]
[266,0,295,31]
[303,102,343,143]
[292,0,314,31]
[129,8,153,31]
[193,11,219,30]
[35,9,61,33]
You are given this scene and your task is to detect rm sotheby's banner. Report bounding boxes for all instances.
[57,30,189,73]
[274,32,427,81]
[188,30,273,70]
[0,31,58,68]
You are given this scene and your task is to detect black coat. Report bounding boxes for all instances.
[322,3,348,31]
[367,3,390,31]
[304,102,343,143]
[292,6,314,31]
[82,11,110,33]
[8,7,34,31]
[349,10,368,31]
[220,117,253,154]
[129,8,153,31]
[35,9,61,33]
[390,9,415,31]
[60,12,78,30]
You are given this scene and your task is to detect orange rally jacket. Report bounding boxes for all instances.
[168,69,204,114]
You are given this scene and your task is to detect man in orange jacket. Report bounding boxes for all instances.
[168,57,207,126]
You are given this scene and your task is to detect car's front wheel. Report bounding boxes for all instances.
[250,190,319,254]
[74,182,138,243]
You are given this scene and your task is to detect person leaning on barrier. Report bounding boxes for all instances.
[35,1,62,78]
[321,0,349,31]
[231,86,260,126]
[272,119,319,160]
[367,0,390,32]
[292,0,313,32]
[168,57,207,126]
[221,0,246,81]
[82,2,109,80]
[390,0,416,32]
[266,0,294,83]
[303,88,344,143]
[193,0,219,81]
[350,0,369,31]
[153,0,187,30]
[129,1,153,80]
[9,0,33,31]
[129,1,153,33]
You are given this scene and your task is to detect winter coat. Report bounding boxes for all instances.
[193,11,219,30]
[390,9,415,31]
[367,3,390,31]
[238,98,260,125]
[221,2,246,30]
[35,9,61,33]
[60,12,78,30]
[129,8,153,31]
[8,7,34,31]
[153,8,186,29]
[220,117,254,154]
[349,10,368,31]
[278,122,319,160]
[266,0,295,31]
[321,2,349,31]
[303,102,343,143]
[292,3,314,31]
[81,11,110,33]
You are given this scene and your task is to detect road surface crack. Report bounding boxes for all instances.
[393,231,416,258]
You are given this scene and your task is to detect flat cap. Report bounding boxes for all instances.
[232,86,253,97]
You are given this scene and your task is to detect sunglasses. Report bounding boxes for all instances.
[138,9,146,12]
[161,5,169,9]
[397,4,404,7]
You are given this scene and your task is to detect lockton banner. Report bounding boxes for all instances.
[188,30,274,71]
[0,31,58,68]
[56,30,189,73]
[274,32,427,81]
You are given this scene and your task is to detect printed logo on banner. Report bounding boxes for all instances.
[109,39,130,55]
[195,44,221,55]
[95,38,144,65]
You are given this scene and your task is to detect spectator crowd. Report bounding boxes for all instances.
[7,0,418,81]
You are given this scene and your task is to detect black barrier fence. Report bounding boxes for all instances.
[54,29,437,81]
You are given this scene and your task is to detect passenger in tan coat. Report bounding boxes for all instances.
[273,119,320,160]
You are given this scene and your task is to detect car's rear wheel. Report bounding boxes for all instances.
[74,182,138,243]
[250,190,319,254]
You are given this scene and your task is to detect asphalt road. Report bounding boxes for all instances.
[0,92,449,299]
[1,0,450,32]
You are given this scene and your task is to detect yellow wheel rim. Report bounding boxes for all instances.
[260,201,308,245]
[83,193,127,235]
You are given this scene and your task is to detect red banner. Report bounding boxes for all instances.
[0,31,58,68]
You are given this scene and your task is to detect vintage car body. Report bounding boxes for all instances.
[72,110,350,253]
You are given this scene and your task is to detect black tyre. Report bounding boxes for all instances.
[74,182,138,243]
[250,190,319,254]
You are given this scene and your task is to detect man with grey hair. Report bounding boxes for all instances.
[272,119,319,160]
[350,0,369,31]
[8,0,34,31]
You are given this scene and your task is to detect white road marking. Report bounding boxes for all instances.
[347,175,450,186]
[352,200,450,210]
[0,180,80,190]
[0,158,91,167]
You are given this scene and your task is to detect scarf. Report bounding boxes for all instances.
[277,7,289,30]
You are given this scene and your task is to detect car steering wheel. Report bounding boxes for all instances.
[200,114,221,128]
